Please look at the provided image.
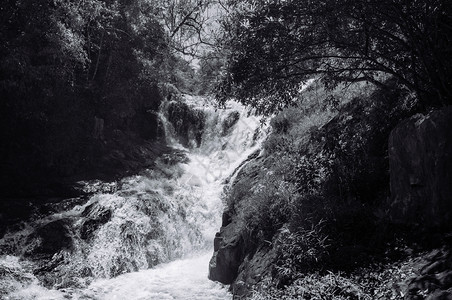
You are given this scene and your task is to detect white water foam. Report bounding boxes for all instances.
[0,96,267,299]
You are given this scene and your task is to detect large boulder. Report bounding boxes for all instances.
[209,223,245,284]
[389,106,452,227]
[23,219,73,257]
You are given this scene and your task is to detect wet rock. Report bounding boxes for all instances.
[408,275,440,293]
[167,101,205,147]
[421,260,447,275]
[423,261,449,275]
[161,150,189,165]
[222,210,232,227]
[0,257,35,294]
[109,258,139,277]
[437,271,452,288]
[32,250,67,287]
[426,249,446,261]
[389,106,452,227]
[0,199,34,238]
[24,219,73,257]
[222,111,240,136]
[209,241,244,284]
[426,290,452,300]
[209,224,245,284]
[209,218,273,293]
[405,249,452,300]
[233,246,275,297]
[80,204,112,240]
[214,232,222,251]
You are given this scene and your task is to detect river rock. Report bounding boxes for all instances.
[80,203,112,240]
[437,271,452,288]
[389,106,452,227]
[222,210,232,227]
[422,261,449,275]
[24,219,73,257]
[222,111,240,136]
[425,290,452,300]
[167,100,205,147]
[404,248,452,300]
[233,246,275,299]
[209,223,245,284]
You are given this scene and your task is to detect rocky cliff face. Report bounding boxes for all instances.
[208,153,275,299]
[389,106,452,228]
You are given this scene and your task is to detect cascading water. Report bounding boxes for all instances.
[0,95,267,299]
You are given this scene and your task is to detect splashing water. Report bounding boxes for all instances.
[0,95,267,299]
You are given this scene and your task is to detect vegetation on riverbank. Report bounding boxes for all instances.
[212,76,452,299]
[207,0,452,298]
[249,246,451,300]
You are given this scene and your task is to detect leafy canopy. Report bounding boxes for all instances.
[216,0,452,114]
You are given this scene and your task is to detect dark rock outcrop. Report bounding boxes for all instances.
[389,106,452,227]
[405,248,452,300]
[222,111,240,136]
[24,219,73,257]
[209,155,264,288]
[80,203,112,240]
[222,210,232,227]
[209,219,276,298]
[167,100,205,147]
[209,222,245,284]
[233,246,275,299]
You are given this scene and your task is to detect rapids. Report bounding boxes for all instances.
[0,95,267,299]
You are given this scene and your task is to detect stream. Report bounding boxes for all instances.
[0,96,267,299]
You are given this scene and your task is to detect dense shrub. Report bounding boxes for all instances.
[273,222,329,286]
[226,168,293,241]
[249,272,371,300]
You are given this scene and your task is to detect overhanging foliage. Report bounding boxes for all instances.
[217,0,452,114]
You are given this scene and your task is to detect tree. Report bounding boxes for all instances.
[197,55,225,95]
[215,0,452,114]
[155,0,218,57]
[0,0,177,188]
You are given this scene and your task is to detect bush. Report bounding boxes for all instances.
[271,113,291,134]
[273,222,329,286]
[263,134,295,154]
[249,272,371,300]
[230,177,294,241]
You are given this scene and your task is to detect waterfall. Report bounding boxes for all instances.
[0,95,267,299]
